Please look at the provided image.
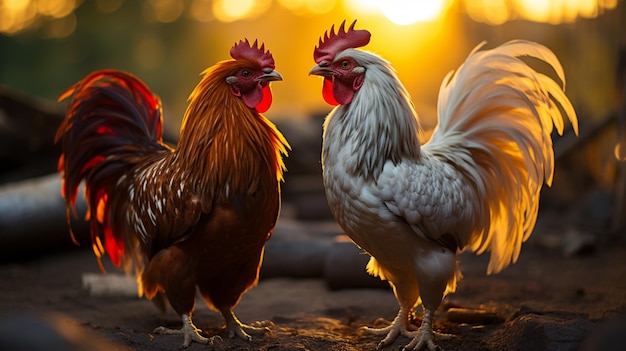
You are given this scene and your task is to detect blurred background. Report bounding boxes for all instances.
[0,0,625,258]
[0,0,623,126]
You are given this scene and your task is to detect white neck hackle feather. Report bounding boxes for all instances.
[323,49,422,181]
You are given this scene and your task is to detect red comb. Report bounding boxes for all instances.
[230,39,275,70]
[314,20,371,64]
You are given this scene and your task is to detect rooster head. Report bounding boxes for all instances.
[227,39,282,113]
[309,20,371,106]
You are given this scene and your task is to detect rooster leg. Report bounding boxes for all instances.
[153,313,222,348]
[362,271,420,347]
[362,305,417,347]
[221,308,273,341]
[403,307,453,351]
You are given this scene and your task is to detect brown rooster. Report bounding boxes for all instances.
[55,39,289,347]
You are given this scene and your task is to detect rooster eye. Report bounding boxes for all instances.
[341,60,351,70]
[241,70,251,78]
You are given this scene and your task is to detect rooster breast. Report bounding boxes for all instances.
[323,129,477,278]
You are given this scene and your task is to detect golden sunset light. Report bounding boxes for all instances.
[346,0,451,25]
[0,0,622,130]
[0,0,620,37]
[464,0,619,24]
[0,0,624,350]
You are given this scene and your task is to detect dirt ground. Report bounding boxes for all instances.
[0,210,625,351]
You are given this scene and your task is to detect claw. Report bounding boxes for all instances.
[403,330,454,350]
[363,307,453,350]
[403,327,438,351]
[361,314,416,347]
[221,308,273,342]
[153,314,222,348]
[229,319,273,340]
[401,308,454,351]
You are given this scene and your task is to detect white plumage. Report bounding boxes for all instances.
[313,30,578,350]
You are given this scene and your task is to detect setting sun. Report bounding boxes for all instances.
[346,0,450,25]
[380,0,449,24]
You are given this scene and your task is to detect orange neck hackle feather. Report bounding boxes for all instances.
[175,59,289,203]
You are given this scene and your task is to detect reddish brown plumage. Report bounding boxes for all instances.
[55,42,288,345]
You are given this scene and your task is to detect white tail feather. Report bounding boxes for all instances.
[424,40,578,274]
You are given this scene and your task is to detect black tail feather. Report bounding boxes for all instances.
[55,70,169,266]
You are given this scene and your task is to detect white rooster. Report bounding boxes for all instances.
[309,21,578,350]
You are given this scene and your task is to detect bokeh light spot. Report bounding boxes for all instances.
[213,0,270,22]
[379,0,448,25]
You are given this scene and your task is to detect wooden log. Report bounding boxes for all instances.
[0,87,64,184]
[323,240,389,290]
[261,240,332,279]
[0,174,88,261]
[0,173,384,291]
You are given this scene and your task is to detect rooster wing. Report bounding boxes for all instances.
[113,156,205,261]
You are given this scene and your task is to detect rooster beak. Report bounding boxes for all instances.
[257,70,283,82]
[309,63,334,78]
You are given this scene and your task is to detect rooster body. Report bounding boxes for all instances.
[56,40,288,347]
[311,21,577,350]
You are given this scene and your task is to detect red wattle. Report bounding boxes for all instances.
[256,85,273,113]
[322,78,339,106]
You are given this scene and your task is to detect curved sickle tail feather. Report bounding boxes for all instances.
[55,70,169,268]
[425,40,578,274]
